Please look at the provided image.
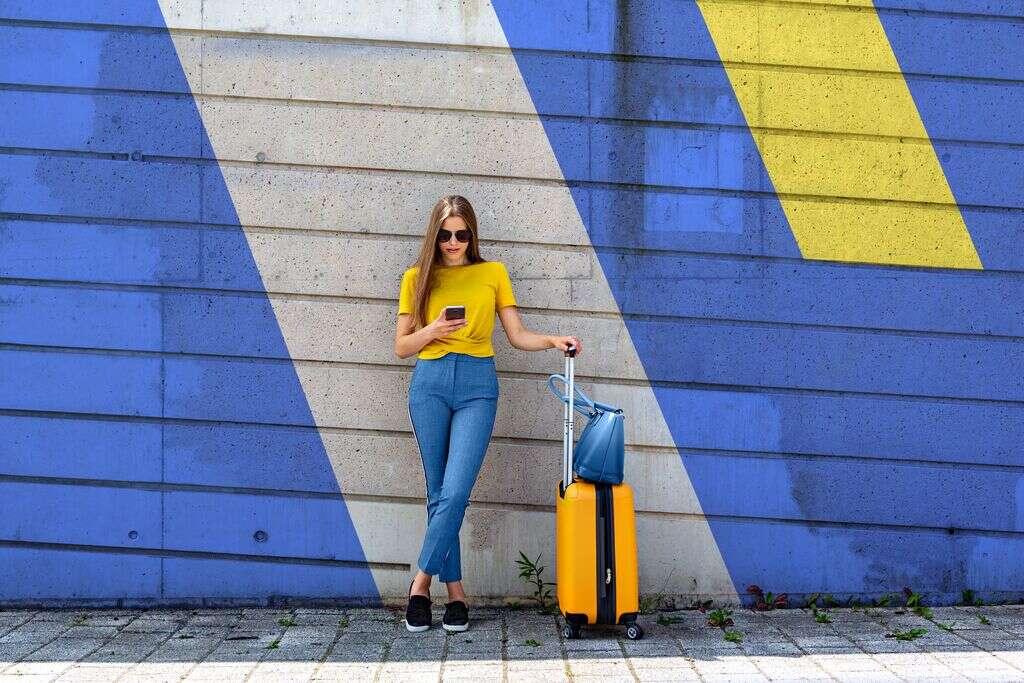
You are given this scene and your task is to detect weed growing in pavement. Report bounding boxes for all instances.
[873,594,894,607]
[979,614,991,625]
[961,589,984,607]
[706,608,734,628]
[640,592,665,615]
[657,614,684,626]
[266,637,281,649]
[936,621,956,631]
[524,639,541,647]
[885,627,927,641]
[277,616,296,627]
[515,551,557,613]
[723,629,743,643]
[747,584,788,610]
[812,606,832,624]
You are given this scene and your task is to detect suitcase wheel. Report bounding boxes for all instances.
[561,623,582,640]
[624,623,644,640]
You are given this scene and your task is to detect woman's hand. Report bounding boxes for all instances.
[427,309,468,340]
[549,335,583,355]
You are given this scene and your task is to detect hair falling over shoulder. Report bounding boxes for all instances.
[408,195,487,329]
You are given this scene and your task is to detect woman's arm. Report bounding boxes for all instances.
[395,311,466,359]
[497,306,583,354]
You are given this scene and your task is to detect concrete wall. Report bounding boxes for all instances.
[2,0,1023,607]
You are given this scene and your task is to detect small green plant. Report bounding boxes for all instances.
[516,551,557,612]
[71,613,88,626]
[277,616,296,627]
[747,584,787,610]
[524,639,541,647]
[723,629,743,642]
[639,592,664,615]
[902,586,922,609]
[979,614,991,625]
[657,614,684,626]
[339,616,349,628]
[707,608,734,628]
[936,621,956,632]
[804,592,821,609]
[885,627,927,641]
[961,589,984,607]
[266,637,281,649]
[873,594,893,607]
[812,606,832,624]
[898,586,933,618]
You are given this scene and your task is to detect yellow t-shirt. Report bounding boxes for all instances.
[398,260,518,359]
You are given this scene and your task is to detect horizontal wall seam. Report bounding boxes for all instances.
[6,274,1024,343]
[0,476,1016,537]
[4,342,1024,409]
[3,81,1023,151]
[1,13,1022,77]
[6,208,1024,273]
[0,538,409,571]
[0,407,1016,472]
[3,147,1022,215]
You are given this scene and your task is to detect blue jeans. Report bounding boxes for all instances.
[407,352,499,582]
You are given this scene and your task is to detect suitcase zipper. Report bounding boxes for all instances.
[596,484,616,624]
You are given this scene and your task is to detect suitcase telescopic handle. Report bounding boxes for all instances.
[561,343,576,494]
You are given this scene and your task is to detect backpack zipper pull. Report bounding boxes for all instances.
[606,568,612,585]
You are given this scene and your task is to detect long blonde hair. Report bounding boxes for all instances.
[408,195,486,329]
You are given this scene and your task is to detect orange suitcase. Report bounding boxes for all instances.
[554,345,643,640]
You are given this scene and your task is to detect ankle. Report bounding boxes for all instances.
[409,576,431,599]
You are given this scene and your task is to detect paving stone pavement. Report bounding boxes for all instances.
[1,604,1023,682]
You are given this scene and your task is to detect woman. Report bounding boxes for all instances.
[394,195,582,633]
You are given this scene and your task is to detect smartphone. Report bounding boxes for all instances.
[443,305,466,320]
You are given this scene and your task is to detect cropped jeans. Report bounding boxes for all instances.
[407,352,499,583]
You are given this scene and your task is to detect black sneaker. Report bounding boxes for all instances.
[405,581,432,632]
[442,600,469,632]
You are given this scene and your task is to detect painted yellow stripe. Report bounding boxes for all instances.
[695,1,982,269]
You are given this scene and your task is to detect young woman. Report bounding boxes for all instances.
[394,195,582,632]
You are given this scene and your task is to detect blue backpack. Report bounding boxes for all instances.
[546,373,626,485]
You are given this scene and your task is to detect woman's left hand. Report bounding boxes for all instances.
[549,335,582,355]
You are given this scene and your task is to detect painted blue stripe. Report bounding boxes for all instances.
[0,548,161,600]
[0,415,342,493]
[0,483,160,548]
[693,518,1024,602]
[164,491,372,562]
[680,453,1024,533]
[0,416,162,482]
[492,0,1023,605]
[0,91,202,156]
[0,24,195,93]
[0,1,378,602]
[164,558,380,600]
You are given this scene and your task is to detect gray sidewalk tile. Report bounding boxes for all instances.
[1,605,1022,682]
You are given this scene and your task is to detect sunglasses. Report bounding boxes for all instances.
[437,228,472,243]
